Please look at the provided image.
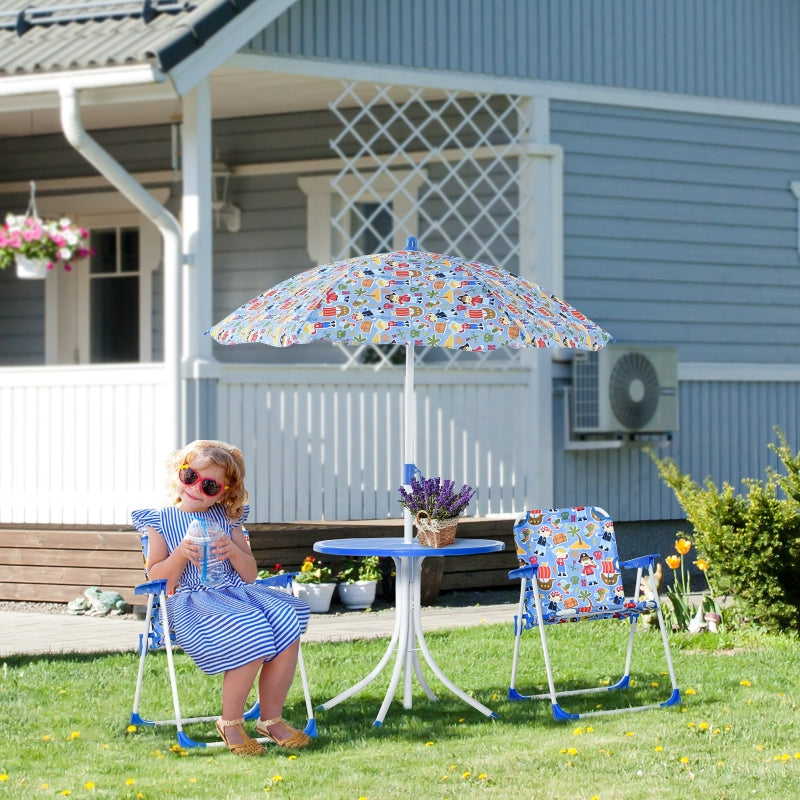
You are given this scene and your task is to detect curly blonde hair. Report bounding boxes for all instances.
[166,439,249,522]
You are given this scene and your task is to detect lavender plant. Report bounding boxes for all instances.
[398,476,476,521]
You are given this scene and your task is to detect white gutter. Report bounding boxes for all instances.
[59,85,183,451]
[0,65,164,97]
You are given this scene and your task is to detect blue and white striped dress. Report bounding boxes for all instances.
[131,504,310,675]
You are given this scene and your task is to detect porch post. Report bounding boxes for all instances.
[181,78,220,441]
[519,95,559,508]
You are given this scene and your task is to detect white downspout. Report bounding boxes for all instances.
[58,85,183,451]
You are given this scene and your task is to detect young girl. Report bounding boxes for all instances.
[131,439,312,757]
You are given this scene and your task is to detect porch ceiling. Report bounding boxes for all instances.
[0,67,348,138]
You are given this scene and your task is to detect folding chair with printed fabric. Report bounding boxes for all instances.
[508,506,679,720]
[129,530,316,749]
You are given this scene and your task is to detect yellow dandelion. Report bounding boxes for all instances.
[126,778,135,786]
[717,761,724,766]
[573,727,584,735]
[42,734,52,741]
[67,731,80,740]
[137,795,144,800]
[625,731,634,737]
[567,747,578,756]
[84,782,95,790]
[586,726,594,733]
[755,745,765,751]
[560,748,567,754]
[680,756,690,764]
[478,773,488,780]
[272,775,282,783]
[0,774,7,782]
[449,765,458,770]
[102,744,108,750]
[288,754,297,760]
[651,682,659,688]
[462,771,471,779]
[740,679,751,686]
[189,778,197,784]
[60,792,71,797]
[126,725,137,733]
[699,722,709,731]
[685,688,696,696]
[491,692,498,700]
[425,741,435,746]
[655,746,664,752]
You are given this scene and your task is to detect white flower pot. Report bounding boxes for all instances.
[292,580,336,613]
[15,254,48,280]
[338,580,378,610]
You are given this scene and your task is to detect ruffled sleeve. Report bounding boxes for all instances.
[130,507,161,534]
[230,504,249,528]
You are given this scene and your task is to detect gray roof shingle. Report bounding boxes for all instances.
[0,0,255,77]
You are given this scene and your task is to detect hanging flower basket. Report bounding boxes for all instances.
[0,182,91,279]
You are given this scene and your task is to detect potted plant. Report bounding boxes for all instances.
[291,555,337,613]
[0,212,92,279]
[336,555,381,610]
[398,475,476,548]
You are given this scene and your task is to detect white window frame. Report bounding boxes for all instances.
[39,190,167,365]
[298,171,426,264]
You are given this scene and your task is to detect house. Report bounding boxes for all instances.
[1,0,799,601]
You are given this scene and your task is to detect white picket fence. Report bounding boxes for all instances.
[0,363,532,525]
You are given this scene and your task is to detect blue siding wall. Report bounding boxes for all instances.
[550,101,800,364]
[554,379,800,522]
[253,0,800,105]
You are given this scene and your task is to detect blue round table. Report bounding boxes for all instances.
[314,536,505,726]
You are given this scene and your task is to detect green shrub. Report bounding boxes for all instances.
[650,430,800,633]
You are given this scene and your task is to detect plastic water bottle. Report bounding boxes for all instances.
[186,517,226,587]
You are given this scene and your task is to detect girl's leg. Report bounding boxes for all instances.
[220,658,263,745]
[258,639,300,720]
[256,639,311,746]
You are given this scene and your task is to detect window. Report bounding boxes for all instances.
[88,228,140,363]
[40,190,166,365]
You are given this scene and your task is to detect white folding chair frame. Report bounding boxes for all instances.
[130,574,316,749]
[508,508,680,721]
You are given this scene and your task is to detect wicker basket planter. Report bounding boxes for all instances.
[415,511,459,548]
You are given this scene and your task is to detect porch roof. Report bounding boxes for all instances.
[0,0,269,77]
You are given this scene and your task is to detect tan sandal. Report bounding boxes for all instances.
[215,717,264,757]
[255,716,313,749]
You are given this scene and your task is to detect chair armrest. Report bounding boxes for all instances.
[134,579,168,596]
[619,554,658,570]
[508,564,539,581]
[256,572,298,591]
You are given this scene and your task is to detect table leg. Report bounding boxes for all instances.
[316,586,404,712]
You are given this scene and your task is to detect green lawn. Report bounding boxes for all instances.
[1,621,799,799]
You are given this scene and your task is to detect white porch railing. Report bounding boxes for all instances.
[0,363,532,525]
[218,363,532,522]
[0,364,168,526]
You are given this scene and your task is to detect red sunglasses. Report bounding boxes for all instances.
[178,464,229,498]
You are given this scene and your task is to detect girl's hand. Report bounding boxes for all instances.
[178,535,203,567]
[211,535,233,562]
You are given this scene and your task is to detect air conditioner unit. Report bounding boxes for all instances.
[572,345,679,434]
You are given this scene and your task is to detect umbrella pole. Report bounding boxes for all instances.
[402,344,415,544]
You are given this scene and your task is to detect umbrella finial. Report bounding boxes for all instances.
[405,236,419,251]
